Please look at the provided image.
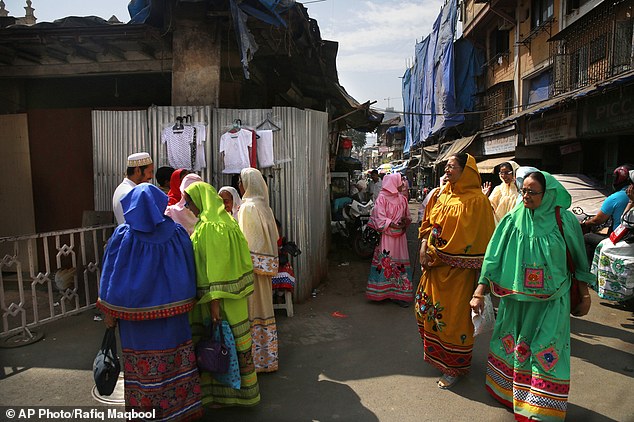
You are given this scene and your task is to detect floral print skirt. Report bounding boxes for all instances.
[366,234,413,302]
[119,315,203,421]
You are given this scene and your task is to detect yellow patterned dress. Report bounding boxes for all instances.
[416,154,495,376]
[238,168,280,373]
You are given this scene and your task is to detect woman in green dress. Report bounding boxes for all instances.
[471,171,594,421]
[183,181,260,407]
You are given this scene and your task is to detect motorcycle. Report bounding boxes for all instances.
[331,199,376,258]
[573,206,613,261]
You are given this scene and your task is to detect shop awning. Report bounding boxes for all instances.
[434,134,478,164]
[476,155,515,173]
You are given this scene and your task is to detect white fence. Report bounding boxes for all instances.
[0,224,115,345]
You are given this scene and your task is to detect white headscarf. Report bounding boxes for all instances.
[237,168,279,276]
[164,173,203,235]
[218,186,243,219]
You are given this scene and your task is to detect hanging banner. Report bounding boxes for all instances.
[481,125,517,155]
[527,111,576,145]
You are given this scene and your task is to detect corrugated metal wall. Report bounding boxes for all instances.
[92,110,149,211]
[92,106,329,301]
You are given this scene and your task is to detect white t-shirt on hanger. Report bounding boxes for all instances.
[161,126,195,169]
[256,129,274,168]
[220,128,252,174]
[193,124,207,171]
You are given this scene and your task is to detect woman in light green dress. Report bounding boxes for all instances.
[471,171,594,421]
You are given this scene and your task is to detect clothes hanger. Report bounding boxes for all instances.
[229,119,242,133]
[256,113,281,131]
[172,116,184,133]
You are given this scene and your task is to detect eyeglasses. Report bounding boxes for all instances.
[444,164,461,170]
[499,171,513,176]
[521,188,543,197]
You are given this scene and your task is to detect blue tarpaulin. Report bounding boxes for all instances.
[403,0,480,152]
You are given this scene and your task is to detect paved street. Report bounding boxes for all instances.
[1,206,633,421]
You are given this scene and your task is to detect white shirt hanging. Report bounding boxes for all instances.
[161,126,195,169]
[256,130,275,168]
[192,124,207,171]
[220,128,252,174]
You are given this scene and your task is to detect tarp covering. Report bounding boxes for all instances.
[552,174,610,216]
[434,134,477,164]
[403,1,479,153]
[476,155,515,173]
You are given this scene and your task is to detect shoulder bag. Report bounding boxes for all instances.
[555,206,582,314]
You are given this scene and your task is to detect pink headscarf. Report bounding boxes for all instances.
[165,173,203,235]
[380,173,403,195]
[370,173,409,234]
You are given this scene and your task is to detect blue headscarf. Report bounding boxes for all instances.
[98,184,197,320]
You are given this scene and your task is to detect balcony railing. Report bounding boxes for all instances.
[550,1,633,95]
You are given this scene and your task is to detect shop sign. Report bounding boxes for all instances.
[560,142,581,155]
[581,84,634,136]
[378,146,390,153]
[482,126,517,155]
[527,111,576,145]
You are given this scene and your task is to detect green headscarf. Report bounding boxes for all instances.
[185,182,254,303]
[480,171,594,300]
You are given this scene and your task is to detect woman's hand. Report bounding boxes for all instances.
[470,285,488,314]
[420,242,431,269]
[390,220,405,229]
[482,182,492,196]
[104,313,117,328]
[210,299,221,323]
[470,296,484,314]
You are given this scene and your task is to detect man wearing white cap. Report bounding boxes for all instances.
[112,152,154,224]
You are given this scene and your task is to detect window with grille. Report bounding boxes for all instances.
[484,81,514,127]
[550,1,633,95]
[489,29,510,60]
[532,0,554,28]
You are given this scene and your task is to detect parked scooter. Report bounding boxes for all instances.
[331,199,375,258]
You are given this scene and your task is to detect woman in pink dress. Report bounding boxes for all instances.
[366,173,413,307]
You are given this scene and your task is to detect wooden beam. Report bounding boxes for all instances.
[45,48,69,63]
[92,40,127,60]
[0,59,172,77]
[16,49,41,64]
[138,42,156,59]
[72,44,98,62]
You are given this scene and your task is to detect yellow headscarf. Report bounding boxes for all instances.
[420,154,495,267]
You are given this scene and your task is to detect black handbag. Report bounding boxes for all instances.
[195,322,230,374]
[93,327,121,396]
[362,225,381,247]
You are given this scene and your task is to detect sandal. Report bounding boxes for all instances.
[437,374,460,389]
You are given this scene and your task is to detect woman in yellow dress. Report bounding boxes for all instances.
[416,153,495,389]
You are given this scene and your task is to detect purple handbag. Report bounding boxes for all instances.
[195,322,230,374]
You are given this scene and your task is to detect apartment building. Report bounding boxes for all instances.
[462,0,633,183]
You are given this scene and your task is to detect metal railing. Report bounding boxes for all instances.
[551,1,633,96]
[0,224,115,346]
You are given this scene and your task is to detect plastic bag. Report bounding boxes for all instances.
[472,294,495,337]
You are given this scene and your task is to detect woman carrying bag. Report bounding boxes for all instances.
[472,171,594,421]
[183,181,260,408]
[97,183,202,421]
